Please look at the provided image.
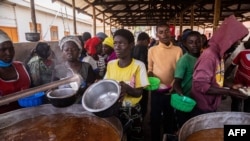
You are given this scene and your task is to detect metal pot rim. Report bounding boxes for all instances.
[178,112,250,141]
[47,88,76,99]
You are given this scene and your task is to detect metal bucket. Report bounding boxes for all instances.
[178,112,250,141]
[25,32,40,42]
[0,104,123,140]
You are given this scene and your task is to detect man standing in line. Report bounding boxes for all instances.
[148,22,183,141]
[192,15,248,115]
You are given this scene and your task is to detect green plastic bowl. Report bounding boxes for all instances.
[145,77,160,91]
[170,93,196,112]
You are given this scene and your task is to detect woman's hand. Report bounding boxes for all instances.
[148,71,154,77]
[119,81,129,94]
[119,81,143,98]
[231,84,244,89]
[118,81,127,102]
[229,89,248,99]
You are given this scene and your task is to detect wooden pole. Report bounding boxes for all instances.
[179,12,183,36]
[191,5,194,30]
[30,0,37,32]
[72,0,77,35]
[213,0,221,32]
[103,14,105,33]
[93,6,96,35]
[110,18,112,36]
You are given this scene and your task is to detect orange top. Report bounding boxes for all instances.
[148,42,182,86]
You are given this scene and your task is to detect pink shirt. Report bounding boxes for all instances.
[233,50,250,86]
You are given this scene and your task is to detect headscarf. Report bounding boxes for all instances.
[59,35,82,52]
[103,37,114,48]
[96,32,108,40]
[181,29,192,42]
[35,42,51,59]
[82,32,92,42]
[0,30,12,67]
[84,37,101,56]
[0,29,11,44]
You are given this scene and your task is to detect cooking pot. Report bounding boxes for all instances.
[178,112,250,141]
[82,79,121,117]
[0,104,123,140]
[25,32,40,42]
[46,88,77,107]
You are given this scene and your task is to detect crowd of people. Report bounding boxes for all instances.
[1,14,250,141]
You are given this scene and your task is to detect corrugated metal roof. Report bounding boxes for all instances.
[54,0,250,27]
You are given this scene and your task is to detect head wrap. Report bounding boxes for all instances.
[82,32,92,42]
[181,29,192,42]
[0,29,11,44]
[103,37,114,48]
[0,30,12,67]
[59,35,82,52]
[96,32,108,40]
[84,37,101,56]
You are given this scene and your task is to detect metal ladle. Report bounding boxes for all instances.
[0,74,82,106]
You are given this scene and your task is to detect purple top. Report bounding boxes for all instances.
[191,15,249,112]
[106,51,117,63]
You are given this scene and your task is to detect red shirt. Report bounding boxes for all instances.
[0,61,31,113]
[233,50,250,86]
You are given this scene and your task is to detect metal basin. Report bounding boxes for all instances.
[46,88,77,107]
[82,79,121,117]
[178,112,250,141]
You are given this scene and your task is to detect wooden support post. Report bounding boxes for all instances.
[213,0,221,32]
[93,5,96,35]
[30,0,37,32]
[191,5,194,30]
[103,14,105,33]
[110,18,112,36]
[179,12,183,36]
[72,0,77,35]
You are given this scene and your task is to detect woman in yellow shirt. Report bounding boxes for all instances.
[104,29,149,141]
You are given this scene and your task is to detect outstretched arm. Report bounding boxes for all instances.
[173,78,183,95]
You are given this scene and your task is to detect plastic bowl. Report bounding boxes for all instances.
[145,77,160,91]
[170,93,196,112]
[18,91,45,107]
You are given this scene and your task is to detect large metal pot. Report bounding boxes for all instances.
[82,79,121,117]
[0,104,123,140]
[178,112,250,141]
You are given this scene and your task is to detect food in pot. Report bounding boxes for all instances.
[0,114,120,141]
[185,128,223,141]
